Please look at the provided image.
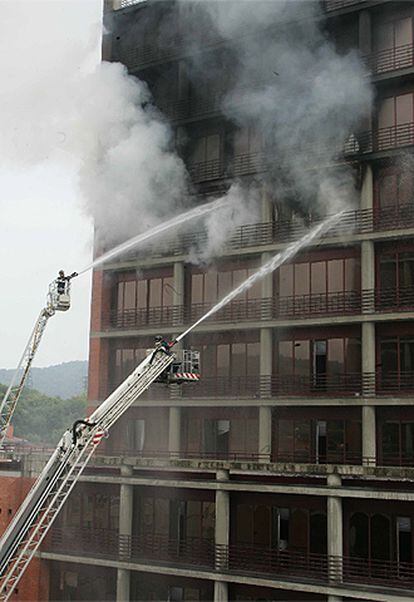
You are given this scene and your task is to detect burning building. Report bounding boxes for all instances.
[3,0,414,600]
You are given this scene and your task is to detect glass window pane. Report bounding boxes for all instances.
[399,254,414,288]
[350,513,368,558]
[236,505,253,544]
[124,281,136,310]
[162,277,174,307]
[378,97,395,129]
[378,174,397,207]
[328,260,344,293]
[311,262,326,295]
[381,340,398,373]
[345,258,360,291]
[217,345,230,377]
[278,420,294,455]
[191,274,203,305]
[395,17,412,47]
[294,340,310,376]
[137,280,148,309]
[279,265,293,297]
[232,343,246,377]
[206,134,220,161]
[278,341,293,372]
[234,128,248,155]
[382,422,400,456]
[327,339,344,374]
[371,515,390,560]
[247,343,260,375]
[396,93,413,125]
[205,271,218,303]
[247,268,261,299]
[380,256,397,289]
[149,278,162,307]
[345,338,361,373]
[294,263,310,296]
[218,271,232,298]
[117,282,124,311]
[400,339,414,371]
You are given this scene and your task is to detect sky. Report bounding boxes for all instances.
[0,0,103,368]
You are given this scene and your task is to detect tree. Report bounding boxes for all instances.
[0,384,87,445]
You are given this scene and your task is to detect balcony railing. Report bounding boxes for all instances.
[187,158,225,182]
[106,370,414,400]
[45,527,414,591]
[377,370,414,394]
[366,43,414,75]
[106,202,414,265]
[180,373,365,399]
[272,449,362,465]
[324,0,365,11]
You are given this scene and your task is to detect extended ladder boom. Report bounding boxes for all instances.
[0,307,54,448]
[0,351,174,601]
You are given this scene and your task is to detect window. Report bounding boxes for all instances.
[191,266,260,306]
[203,419,230,456]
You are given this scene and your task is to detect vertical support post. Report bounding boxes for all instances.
[260,328,273,398]
[361,241,375,312]
[169,406,181,458]
[362,405,376,466]
[327,474,343,585]
[116,465,133,602]
[261,252,274,320]
[258,406,272,463]
[173,261,185,325]
[215,469,229,602]
[362,322,376,397]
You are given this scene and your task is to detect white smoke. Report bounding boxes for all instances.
[181,0,373,216]
[0,1,189,250]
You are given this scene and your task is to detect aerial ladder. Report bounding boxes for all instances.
[0,273,77,449]
[0,342,200,601]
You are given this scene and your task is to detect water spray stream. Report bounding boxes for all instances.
[78,197,230,274]
[175,211,344,343]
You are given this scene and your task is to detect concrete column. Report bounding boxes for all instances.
[214,581,228,602]
[327,474,343,585]
[261,252,274,319]
[117,465,133,601]
[362,322,376,396]
[261,187,273,223]
[169,406,181,458]
[260,328,273,398]
[362,405,376,466]
[328,597,342,602]
[358,10,372,55]
[173,261,185,325]
[215,470,230,575]
[360,165,373,211]
[361,240,375,313]
[258,406,272,463]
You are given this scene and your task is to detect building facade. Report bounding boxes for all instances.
[31,0,414,600]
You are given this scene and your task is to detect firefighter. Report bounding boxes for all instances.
[149,335,176,364]
[56,270,78,294]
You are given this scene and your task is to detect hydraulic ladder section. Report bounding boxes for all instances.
[0,351,174,601]
[0,308,54,448]
[0,277,74,449]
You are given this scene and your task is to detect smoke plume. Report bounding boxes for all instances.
[180,0,372,217]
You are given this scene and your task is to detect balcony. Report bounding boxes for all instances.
[104,291,363,331]
[45,527,414,592]
[366,44,414,76]
[107,202,414,265]
[180,373,365,399]
[187,158,225,183]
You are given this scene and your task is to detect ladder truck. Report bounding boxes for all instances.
[0,274,77,449]
[0,342,200,601]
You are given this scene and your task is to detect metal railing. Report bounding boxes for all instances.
[366,43,414,75]
[180,373,365,399]
[188,158,225,182]
[45,528,414,591]
[324,0,365,11]
[272,449,362,465]
[104,202,414,265]
[105,370,414,400]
